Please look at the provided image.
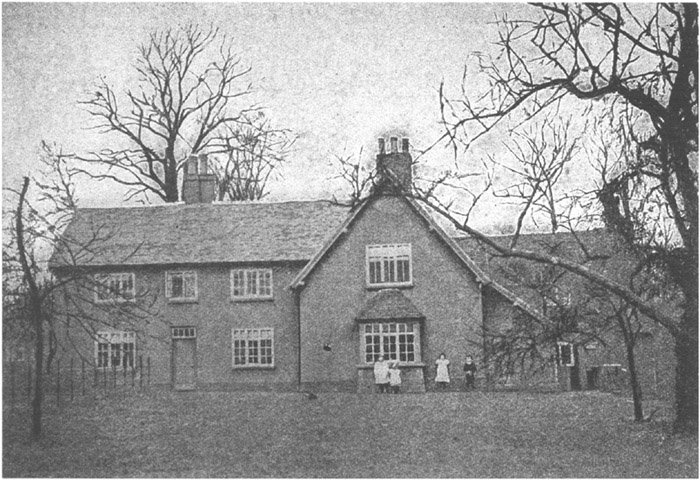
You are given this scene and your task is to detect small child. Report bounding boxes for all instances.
[388,361,402,394]
[373,355,390,393]
[463,355,477,390]
[435,353,450,390]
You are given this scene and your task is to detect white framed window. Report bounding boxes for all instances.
[165,271,198,302]
[366,244,412,287]
[232,328,274,367]
[363,322,418,364]
[556,341,575,367]
[230,269,273,300]
[95,331,135,369]
[95,273,135,303]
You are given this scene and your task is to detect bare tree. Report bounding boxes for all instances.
[328,148,376,207]
[436,3,697,433]
[77,25,255,202]
[4,143,158,440]
[210,112,295,201]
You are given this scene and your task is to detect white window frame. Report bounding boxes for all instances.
[362,321,419,364]
[95,331,136,369]
[165,271,198,302]
[231,328,274,368]
[556,341,575,367]
[172,326,196,339]
[94,273,135,303]
[366,244,412,288]
[230,268,273,300]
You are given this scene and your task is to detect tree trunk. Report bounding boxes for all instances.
[624,335,644,422]
[31,317,44,439]
[674,296,698,434]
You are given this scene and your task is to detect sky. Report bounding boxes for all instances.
[4,2,558,232]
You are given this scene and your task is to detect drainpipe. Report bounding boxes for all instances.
[293,286,302,391]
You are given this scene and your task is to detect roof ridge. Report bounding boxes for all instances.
[75,199,346,212]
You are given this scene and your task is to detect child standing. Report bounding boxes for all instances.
[435,353,450,390]
[373,355,390,393]
[388,361,402,394]
[463,355,477,390]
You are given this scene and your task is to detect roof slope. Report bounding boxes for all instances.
[454,229,626,308]
[50,201,349,268]
[355,289,425,321]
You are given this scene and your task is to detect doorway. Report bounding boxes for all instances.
[172,327,197,390]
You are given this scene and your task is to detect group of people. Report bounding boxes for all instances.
[372,356,403,393]
[373,353,477,393]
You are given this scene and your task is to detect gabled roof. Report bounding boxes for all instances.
[355,289,424,321]
[289,193,544,321]
[49,201,349,268]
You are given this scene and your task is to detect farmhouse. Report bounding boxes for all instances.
[49,137,674,394]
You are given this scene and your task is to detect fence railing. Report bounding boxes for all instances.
[3,356,152,409]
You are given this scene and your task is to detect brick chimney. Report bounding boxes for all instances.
[182,153,216,204]
[376,136,412,193]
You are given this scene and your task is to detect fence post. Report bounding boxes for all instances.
[82,359,86,397]
[27,364,32,404]
[139,355,143,390]
[70,358,74,403]
[56,358,61,408]
[131,362,135,389]
[10,361,16,408]
[103,362,107,389]
[147,356,151,387]
[123,359,127,387]
[112,361,117,389]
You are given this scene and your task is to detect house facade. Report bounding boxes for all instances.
[49,137,674,395]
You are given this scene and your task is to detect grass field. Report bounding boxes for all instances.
[3,389,697,477]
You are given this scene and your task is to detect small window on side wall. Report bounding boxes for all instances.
[166,271,197,302]
[556,341,575,367]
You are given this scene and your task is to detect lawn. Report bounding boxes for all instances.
[3,389,697,477]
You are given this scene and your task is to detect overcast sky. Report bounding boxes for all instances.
[4,2,549,231]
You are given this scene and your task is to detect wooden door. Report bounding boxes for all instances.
[172,336,196,390]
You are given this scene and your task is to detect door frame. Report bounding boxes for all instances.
[171,326,197,391]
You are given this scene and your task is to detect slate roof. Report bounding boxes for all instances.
[49,201,349,268]
[355,289,425,321]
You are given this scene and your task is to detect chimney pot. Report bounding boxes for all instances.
[378,138,386,155]
[402,138,409,152]
[390,137,398,153]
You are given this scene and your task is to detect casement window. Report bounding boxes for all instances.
[165,271,198,302]
[172,326,196,339]
[95,331,135,369]
[232,328,274,367]
[366,244,412,287]
[363,322,418,364]
[95,273,135,303]
[230,269,273,300]
[556,341,575,367]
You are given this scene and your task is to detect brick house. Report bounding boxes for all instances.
[49,137,674,395]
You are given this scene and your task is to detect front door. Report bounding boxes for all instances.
[172,327,197,390]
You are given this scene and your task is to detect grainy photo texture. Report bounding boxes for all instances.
[2,3,698,477]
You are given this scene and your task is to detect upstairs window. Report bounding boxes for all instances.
[95,331,135,369]
[230,269,273,300]
[165,271,198,302]
[95,273,135,303]
[232,328,274,367]
[366,244,412,287]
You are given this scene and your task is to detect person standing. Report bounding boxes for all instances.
[373,355,390,393]
[388,361,402,394]
[435,353,450,390]
[463,355,477,390]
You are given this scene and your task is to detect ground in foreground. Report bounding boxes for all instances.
[3,390,697,477]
